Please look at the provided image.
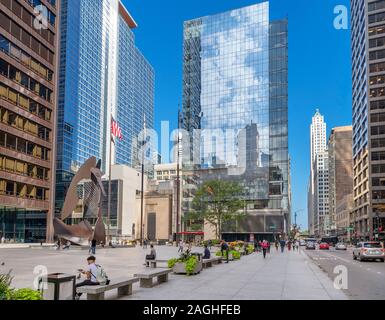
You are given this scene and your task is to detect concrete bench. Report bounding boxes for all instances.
[134,268,173,288]
[76,277,139,300]
[202,258,215,268]
[146,259,168,268]
[202,256,223,268]
[212,256,223,264]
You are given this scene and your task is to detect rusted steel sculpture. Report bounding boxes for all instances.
[53,157,106,246]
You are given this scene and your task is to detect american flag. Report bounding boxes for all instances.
[111,117,123,141]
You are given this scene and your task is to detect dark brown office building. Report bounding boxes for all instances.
[0,0,58,242]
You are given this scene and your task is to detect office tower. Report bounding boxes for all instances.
[351,0,385,241]
[55,0,154,231]
[328,126,353,239]
[182,1,290,241]
[314,151,329,236]
[308,110,327,236]
[0,0,59,242]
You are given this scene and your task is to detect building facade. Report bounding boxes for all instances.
[308,110,328,236]
[336,194,353,241]
[314,151,329,236]
[351,0,385,241]
[182,2,290,241]
[54,0,154,239]
[73,164,144,239]
[328,126,353,238]
[0,0,59,242]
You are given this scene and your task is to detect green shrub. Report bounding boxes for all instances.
[203,239,220,246]
[247,245,254,254]
[185,256,198,276]
[168,252,199,275]
[167,258,178,269]
[215,250,240,259]
[231,250,241,260]
[7,288,42,300]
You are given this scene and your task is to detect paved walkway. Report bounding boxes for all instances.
[120,249,348,300]
[1,246,348,300]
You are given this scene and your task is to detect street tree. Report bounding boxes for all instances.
[192,180,245,240]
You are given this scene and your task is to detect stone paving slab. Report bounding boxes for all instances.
[0,245,349,300]
[119,249,348,300]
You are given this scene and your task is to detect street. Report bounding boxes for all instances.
[304,246,385,300]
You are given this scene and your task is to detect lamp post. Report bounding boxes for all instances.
[293,209,304,229]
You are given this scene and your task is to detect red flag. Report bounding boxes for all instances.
[111,117,123,141]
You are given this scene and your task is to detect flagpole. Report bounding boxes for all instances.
[140,115,146,247]
[107,123,113,244]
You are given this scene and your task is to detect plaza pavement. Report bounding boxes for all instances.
[0,245,348,300]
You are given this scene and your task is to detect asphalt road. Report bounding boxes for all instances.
[303,246,385,300]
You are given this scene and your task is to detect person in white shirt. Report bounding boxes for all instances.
[75,256,100,299]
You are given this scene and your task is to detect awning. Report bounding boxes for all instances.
[177,231,204,235]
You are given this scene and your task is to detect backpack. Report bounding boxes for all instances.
[94,264,110,285]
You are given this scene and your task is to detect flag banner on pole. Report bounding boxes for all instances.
[111,116,123,141]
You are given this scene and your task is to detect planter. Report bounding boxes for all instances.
[173,261,203,275]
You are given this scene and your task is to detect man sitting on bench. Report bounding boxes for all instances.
[75,256,103,300]
[145,244,156,267]
[202,244,211,259]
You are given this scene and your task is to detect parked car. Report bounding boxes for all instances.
[335,243,347,250]
[306,241,316,250]
[299,240,306,246]
[319,242,330,250]
[353,242,385,262]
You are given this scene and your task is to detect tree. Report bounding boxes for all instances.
[192,180,245,240]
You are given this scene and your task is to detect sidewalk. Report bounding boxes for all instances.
[120,249,349,300]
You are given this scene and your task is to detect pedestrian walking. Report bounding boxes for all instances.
[261,240,269,259]
[208,240,212,250]
[288,241,292,251]
[91,239,97,255]
[178,240,184,253]
[267,241,271,254]
[221,240,229,263]
[280,239,286,253]
[275,241,279,252]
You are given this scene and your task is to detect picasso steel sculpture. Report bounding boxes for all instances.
[53,157,106,246]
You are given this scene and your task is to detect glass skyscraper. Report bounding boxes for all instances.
[116,14,154,167]
[55,0,154,221]
[182,1,289,241]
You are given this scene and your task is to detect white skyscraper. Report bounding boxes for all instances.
[310,110,327,166]
[308,110,329,236]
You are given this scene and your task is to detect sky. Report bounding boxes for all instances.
[122,0,352,230]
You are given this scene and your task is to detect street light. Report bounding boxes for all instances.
[293,209,304,228]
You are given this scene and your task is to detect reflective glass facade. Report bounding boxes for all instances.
[116,16,154,167]
[182,2,289,239]
[55,1,154,215]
